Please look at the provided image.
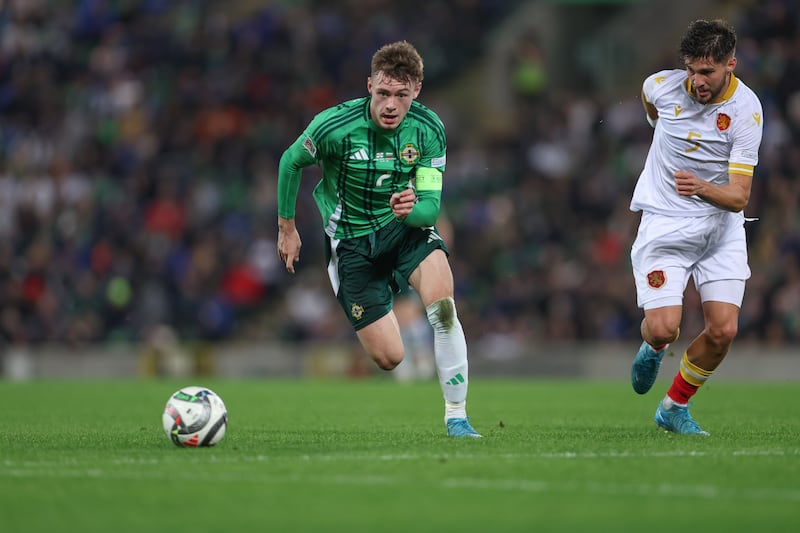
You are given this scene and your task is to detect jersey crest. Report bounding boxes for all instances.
[400,144,419,164]
[716,113,731,131]
[647,270,666,289]
[350,303,364,320]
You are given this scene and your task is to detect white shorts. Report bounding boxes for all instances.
[631,211,750,310]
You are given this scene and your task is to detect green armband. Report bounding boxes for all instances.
[403,168,442,227]
[415,167,443,191]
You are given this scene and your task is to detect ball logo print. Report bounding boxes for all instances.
[162,386,228,447]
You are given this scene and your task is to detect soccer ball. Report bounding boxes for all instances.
[162,386,228,447]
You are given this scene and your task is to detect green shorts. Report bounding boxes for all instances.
[326,219,448,330]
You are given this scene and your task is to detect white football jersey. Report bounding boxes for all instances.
[630,69,763,216]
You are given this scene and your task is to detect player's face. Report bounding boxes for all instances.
[367,72,421,130]
[685,56,736,104]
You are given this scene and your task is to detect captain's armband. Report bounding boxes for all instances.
[415,167,442,191]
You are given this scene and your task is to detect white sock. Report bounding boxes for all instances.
[445,400,467,420]
[662,396,686,409]
[426,297,469,420]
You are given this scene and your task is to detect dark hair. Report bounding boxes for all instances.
[679,19,737,64]
[371,41,424,83]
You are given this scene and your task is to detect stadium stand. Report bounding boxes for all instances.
[0,0,797,369]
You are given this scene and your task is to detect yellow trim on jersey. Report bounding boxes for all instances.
[729,163,754,176]
[715,73,739,103]
[415,167,443,191]
[684,73,739,103]
[679,352,713,387]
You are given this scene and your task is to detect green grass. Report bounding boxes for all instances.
[1,379,799,532]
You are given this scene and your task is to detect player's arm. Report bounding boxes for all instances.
[394,109,446,227]
[390,167,441,227]
[674,169,752,212]
[642,89,658,127]
[676,101,762,212]
[277,135,318,273]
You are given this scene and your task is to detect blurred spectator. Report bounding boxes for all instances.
[0,0,798,352]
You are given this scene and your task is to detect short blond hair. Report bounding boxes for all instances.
[371,41,424,83]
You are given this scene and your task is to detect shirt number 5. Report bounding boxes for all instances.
[685,131,701,153]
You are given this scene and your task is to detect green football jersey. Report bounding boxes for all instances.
[278,97,447,239]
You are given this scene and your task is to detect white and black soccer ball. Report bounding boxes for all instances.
[162,386,228,447]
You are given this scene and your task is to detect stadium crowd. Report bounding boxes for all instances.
[1,0,798,352]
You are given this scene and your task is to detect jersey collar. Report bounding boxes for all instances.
[684,73,739,104]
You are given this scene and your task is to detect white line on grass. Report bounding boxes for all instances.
[441,477,800,502]
[3,466,800,503]
[3,447,798,469]
[5,447,800,505]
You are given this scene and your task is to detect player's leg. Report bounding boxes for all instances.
[684,211,749,376]
[648,302,708,435]
[630,212,693,394]
[655,212,748,435]
[326,233,404,370]
[687,298,740,370]
[655,284,742,436]
[632,306,681,395]
[408,249,480,437]
[641,306,682,348]
[667,300,744,405]
[355,311,405,370]
[669,298,739,385]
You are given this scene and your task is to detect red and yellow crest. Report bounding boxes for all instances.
[716,113,731,131]
[647,270,666,289]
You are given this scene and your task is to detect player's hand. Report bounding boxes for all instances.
[674,170,706,197]
[277,218,301,274]
[390,188,416,219]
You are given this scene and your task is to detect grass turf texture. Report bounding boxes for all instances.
[1,379,798,532]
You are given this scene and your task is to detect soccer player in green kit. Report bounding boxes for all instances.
[277,41,481,438]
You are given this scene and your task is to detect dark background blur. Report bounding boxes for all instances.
[1,0,798,375]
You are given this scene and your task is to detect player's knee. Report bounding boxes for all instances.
[426,296,455,332]
[370,350,403,371]
[706,321,737,349]
[375,358,401,371]
[645,321,680,345]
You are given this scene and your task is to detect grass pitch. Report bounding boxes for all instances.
[1,378,798,532]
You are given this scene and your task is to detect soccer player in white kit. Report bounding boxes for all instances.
[629,19,763,435]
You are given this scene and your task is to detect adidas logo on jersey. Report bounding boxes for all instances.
[350,148,369,161]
